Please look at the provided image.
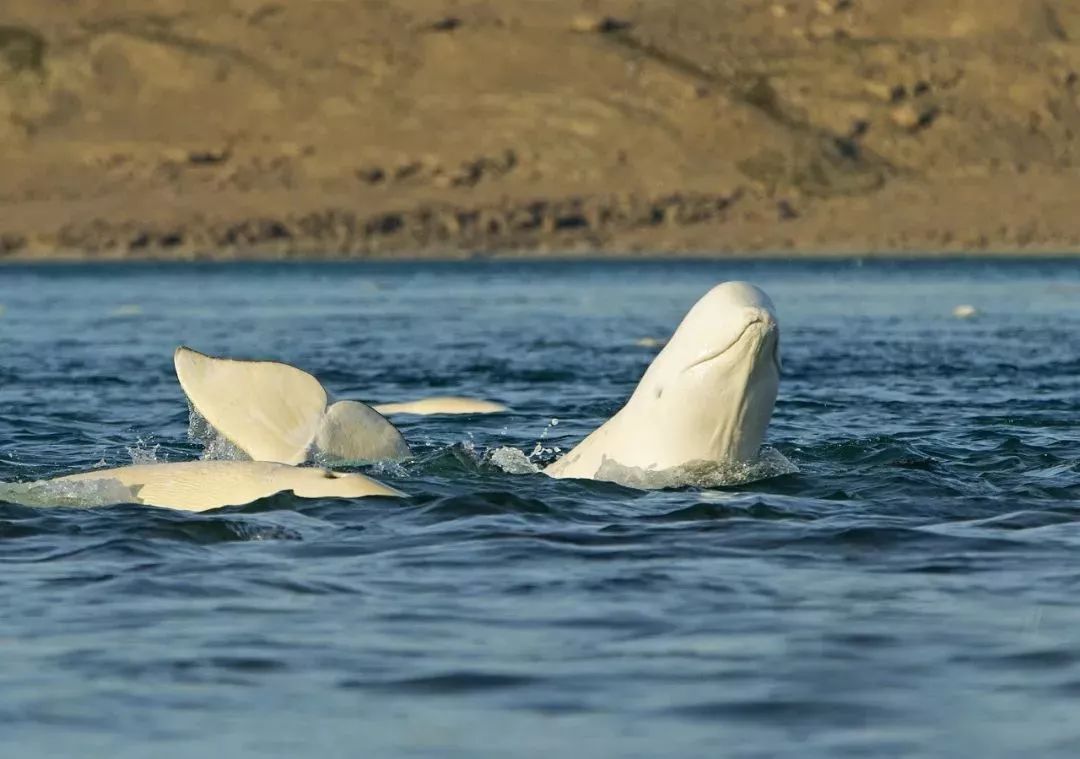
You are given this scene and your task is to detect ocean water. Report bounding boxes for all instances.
[0,258,1078,758]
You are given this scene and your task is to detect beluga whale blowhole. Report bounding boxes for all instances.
[544,281,785,488]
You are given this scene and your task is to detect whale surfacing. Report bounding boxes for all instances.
[374,397,509,416]
[545,281,780,484]
[175,347,411,465]
[44,461,404,511]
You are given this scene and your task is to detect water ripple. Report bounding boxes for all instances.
[1,259,1079,758]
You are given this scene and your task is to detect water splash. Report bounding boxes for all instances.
[126,436,163,465]
[187,404,248,461]
[473,418,565,475]
[528,418,562,463]
[368,457,411,478]
[485,446,542,475]
[0,477,138,508]
[593,447,799,490]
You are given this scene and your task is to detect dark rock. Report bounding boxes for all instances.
[0,25,46,73]
[430,17,462,32]
[833,136,860,160]
[849,119,870,138]
[0,233,26,255]
[571,15,633,34]
[891,102,939,131]
[479,210,507,236]
[160,231,183,247]
[366,213,403,237]
[777,200,799,220]
[596,16,633,33]
[455,209,480,235]
[357,167,386,184]
[554,212,588,231]
[509,202,545,232]
[394,162,423,181]
[188,149,230,166]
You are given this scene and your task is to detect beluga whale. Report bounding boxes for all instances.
[174,347,507,466]
[372,397,508,416]
[175,347,411,465]
[18,461,404,512]
[544,281,781,486]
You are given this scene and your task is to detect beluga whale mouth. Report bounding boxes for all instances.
[681,307,777,374]
[544,281,784,488]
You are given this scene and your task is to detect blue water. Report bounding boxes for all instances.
[1,259,1078,758]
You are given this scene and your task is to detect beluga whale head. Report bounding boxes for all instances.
[544,281,781,483]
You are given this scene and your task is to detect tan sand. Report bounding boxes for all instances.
[2,0,1080,260]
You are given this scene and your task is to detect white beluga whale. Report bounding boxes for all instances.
[16,461,403,512]
[175,347,411,465]
[544,281,781,485]
[175,347,507,466]
[373,397,508,416]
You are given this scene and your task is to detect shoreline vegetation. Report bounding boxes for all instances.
[4,1,1080,261]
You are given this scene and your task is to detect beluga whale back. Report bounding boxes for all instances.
[545,281,781,484]
[39,461,404,511]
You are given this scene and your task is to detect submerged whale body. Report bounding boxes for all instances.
[29,460,404,511]
[545,281,781,485]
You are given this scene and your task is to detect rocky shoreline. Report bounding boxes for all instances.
[1,191,746,260]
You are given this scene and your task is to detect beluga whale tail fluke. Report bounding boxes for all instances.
[174,347,411,465]
[544,281,782,487]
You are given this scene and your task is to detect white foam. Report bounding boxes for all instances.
[367,457,411,478]
[0,478,138,508]
[592,447,799,490]
[485,446,542,475]
[126,436,163,465]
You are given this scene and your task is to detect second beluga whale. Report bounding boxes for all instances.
[25,460,404,511]
[174,347,507,465]
[544,281,782,485]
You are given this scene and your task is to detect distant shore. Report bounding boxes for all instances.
[5,1,1080,263]
[4,172,1080,262]
[4,247,1080,264]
